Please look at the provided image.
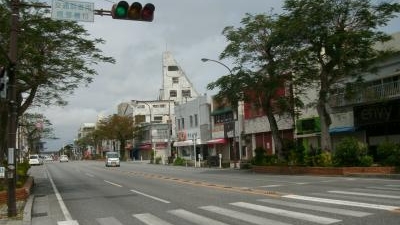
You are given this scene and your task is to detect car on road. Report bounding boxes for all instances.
[105,152,120,167]
[59,155,69,162]
[29,154,43,166]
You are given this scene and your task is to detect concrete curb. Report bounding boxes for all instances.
[22,195,32,225]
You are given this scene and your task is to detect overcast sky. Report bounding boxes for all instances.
[37,0,400,151]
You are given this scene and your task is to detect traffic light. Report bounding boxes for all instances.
[111,1,155,22]
[0,66,8,99]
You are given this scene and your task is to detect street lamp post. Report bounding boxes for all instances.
[201,58,242,168]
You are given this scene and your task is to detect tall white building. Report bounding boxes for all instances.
[159,51,199,103]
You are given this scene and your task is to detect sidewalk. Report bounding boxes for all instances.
[0,165,65,225]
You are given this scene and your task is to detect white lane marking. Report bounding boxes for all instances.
[130,189,170,204]
[104,180,123,187]
[46,168,78,223]
[231,202,340,225]
[58,221,79,225]
[258,198,371,217]
[85,173,94,177]
[328,190,400,199]
[168,209,229,225]
[133,213,174,225]
[200,205,291,225]
[96,217,123,225]
[283,194,399,211]
[261,185,283,188]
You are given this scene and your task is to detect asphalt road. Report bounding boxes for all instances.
[30,160,400,225]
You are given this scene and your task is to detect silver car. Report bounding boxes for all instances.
[105,152,120,167]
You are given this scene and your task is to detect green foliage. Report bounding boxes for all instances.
[155,157,162,164]
[252,147,267,165]
[173,157,185,166]
[377,141,400,166]
[333,137,370,167]
[314,151,333,167]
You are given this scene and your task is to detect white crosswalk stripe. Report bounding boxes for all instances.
[230,202,341,224]
[133,213,174,225]
[283,194,399,211]
[257,198,372,217]
[328,190,400,199]
[96,217,123,225]
[168,209,230,225]
[200,205,291,225]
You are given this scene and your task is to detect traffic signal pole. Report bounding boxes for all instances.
[7,0,19,217]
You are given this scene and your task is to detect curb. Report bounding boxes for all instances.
[22,195,32,225]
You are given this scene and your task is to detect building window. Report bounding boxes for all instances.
[181,118,185,129]
[154,116,162,121]
[135,115,145,123]
[168,65,179,71]
[170,90,177,97]
[190,115,193,127]
[194,114,198,127]
[177,119,180,130]
[172,77,179,84]
[182,90,191,98]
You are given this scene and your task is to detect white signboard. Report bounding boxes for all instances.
[51,0,94,22]
[0,167,4,178]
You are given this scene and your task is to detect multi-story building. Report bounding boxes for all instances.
[173,95,211,164]
[118,99,174,161]
[159,51,200,103]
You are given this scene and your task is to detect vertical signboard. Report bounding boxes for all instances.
[51,0,94,22]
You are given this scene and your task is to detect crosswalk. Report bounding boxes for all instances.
[67,186,400,225]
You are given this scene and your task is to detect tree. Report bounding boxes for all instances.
[96,115,137,160]
[281,0,400,151]
[208,13,299,159]
[19,113,57,154]
[0,2,115,160]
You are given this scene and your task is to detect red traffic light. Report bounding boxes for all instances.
[111,1,155,22]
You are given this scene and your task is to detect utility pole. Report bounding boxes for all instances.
[7,0,20,217]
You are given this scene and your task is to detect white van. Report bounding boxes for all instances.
[105,152,120,167]
[29,154,43,166]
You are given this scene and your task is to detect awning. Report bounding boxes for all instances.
[329,126,355,134]
[211,107,233,116]
[173,140,193,147]
[206,138,226,144]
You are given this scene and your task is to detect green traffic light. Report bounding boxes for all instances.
[115,6,127,17]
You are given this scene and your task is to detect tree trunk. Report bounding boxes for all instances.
[265,106,284,159]
[317,98,332,152]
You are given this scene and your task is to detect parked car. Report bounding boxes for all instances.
[105,152,120,167]
[29,154,43,166]
[59,155,69,162]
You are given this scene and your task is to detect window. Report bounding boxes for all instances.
[194,114,198,127]
[181,118,185,129]
[170,90,177,97]
[135,115,145,123]
[137,105,145,108]
[154,116,162,121]
[172,77,179,84]
[177,119,180,130]
[190,115,193,127]
[168,65,179,71]
[182,90,191,98]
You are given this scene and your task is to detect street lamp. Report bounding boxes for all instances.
[201,58,233,75]
[201,58,243,167]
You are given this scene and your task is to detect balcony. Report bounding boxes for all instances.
[329,80,400,107]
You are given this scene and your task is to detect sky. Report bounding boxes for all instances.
[36,0,400,151]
